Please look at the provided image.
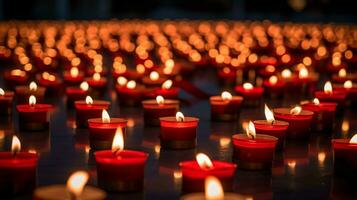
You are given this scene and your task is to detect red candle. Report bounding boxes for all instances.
[157,59,181,78]
[292,67,318,96]
[116,80,144,106]
[74,96,110,128]
[141,71,166,88]
[154,79,180,99]
[273,106,314,139]
[232,121,278,170]
[258,65,276,79]
[4,69,28,88]
[0,88,14,115]
[16,95,53,131]
[332,134,357,174]
[63,66,85,86]
[210,91,243,121]
[142,96,179,126]
[253,104,289,150]
[331,69,357,83]
[314,81,347,109]
[333,80,357,102]
[263,76,286,97]
[217,67,236,85]
[88,109,127,150]
[234,83,264,106]
[180,153,236,192]
[159,112,199,149]
[301,98,337,132]
[86,73,107,91]
[15,81,46,104]
[37,72,63,93]
[66,81,90,106]
[0,136,38,195]
[94,128,148,192]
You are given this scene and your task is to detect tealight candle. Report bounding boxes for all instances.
[180,153,236,192]
[159,112,199,149]
[234,83,264,106]
[66,81,90,107]
[37,72,63,93]
[15,81,45,104]
[180,176,246,200]
[142,71,166,88]
[63,66,85,86]
[0,88,14,115]
[263,76,286,98]
[301,98,337,132]
[74,96,110,128]
[86,73,107,91]
[88,109,127,150]
[314,81,347,110]
[332,134,357,174]
[273,106,314,139]
[210,91,243,121]
[34,171,106,200]
[333,80,357,102]
[253,104,289,150]
[142,96,179,126]
[293,67,318,96]
[16,95,53,131]
[94,128,148,192]
[116,80,144,106]
[232,121,278,170]
[4,69,28,88]
[154,79,180,99]
[258,65,276,79]
[217,67,236,85]
[0,136,38,195]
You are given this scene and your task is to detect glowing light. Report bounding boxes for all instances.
[70,67,79,78]
[338,69,347,78]
[102,109,110,123]
[243,83,253,90]
[11,135,21,154]
[0,88,5,96]
[29,81,37,91]
[350,134,357,144]
[245,121,256,139]
[165,59,174,68]
[221,91,232,101]
[29,95,36,106]
[313,98,320,105]
[205,176,224,200]
[66,171,89,198]
[344,80,352,89]
[196,153,213,169]
[126,80,136,89]
[112,127,124,152]
[150,71,159,81]
[264,104,275,124]
[93,73,101,81]
[156,95,164,105]
[85,96,93,105]
[117,76,128,86]
[290,106,302,115]
[269,76,278,85]
[162,80,173,89]
[299,67,308,79]
[80,81,89,91]
[176,112,184,122]
[11,69,26,77]
[281,69,292,79]
[324,81,333,94]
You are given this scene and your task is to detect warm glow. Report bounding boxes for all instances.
[117,76,128,86]
[245,121,256,139]
[29,95,36,106]
[290,106,302,115]
[93,73,101,81]
[344,80,352,89]
[136,64,146,74]
[162,80,173,89]
[80,81,89,91]
[281,69,292,78]
[0,88,4,96]
[221,91,232,101]
[196,153,214,169]
[29,81,37,91]
[313,98,320,105]
[42,72,56,81]
[205,176,224,200]
[299,67,309,79]
[165,59,175,68]
[112,127,124,152]
[156,95,164,105]
[269,75,278,85]
[71,57,81,67]
[102,109,111,123]
[324,81,333,94]
[150,71,159,81]
[266,65,275,72]
[126,80,136,89]
[11,69,26,77]
[338,69,347,77]
[349,134,357,144]
[176,111,185,122]
[243,83,253,90]
[66,171,89,198]
[264,104,275,124]
[11,135,21,154]
[85,96,93,105]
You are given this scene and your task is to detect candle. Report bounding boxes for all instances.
[4,69,28,88]
[94,128,148,192]
[63,66,85,86]
[0,88,14,115]
[34,171,106,200]
[293,67,318,96]
[15,81,45,104]
[158,59,180,78]
[333,80,357,102]
[314,81,347,110]
[159,111,199,149]
[154,79,180,99]
[116,80,144,106]
[180,176,245,200]
[142,95,179,126]
[253,104,289,150]
[332,134,357,174]
[66,81,90,107]
[273,106,314,139]
[88,109,127,150]
[232,121,278,170]
[142,71,166,88]
[234,83,264,106]
[258,65,276,79]
[74,96,110,128]
[217,67,236,85]
[16,95,53,131]
[37,72,63,93]
[263,76,286,98]
[0,136,38,195]
[210,91,243,121]
[180,153,236,192]
[301,98,337,132]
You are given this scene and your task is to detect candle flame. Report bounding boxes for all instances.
[102,109,110,123]
[264,104,275,124]
[266,65,275,72]
[126,80,136,89]
[281,69,292,78]
[344,80,352,89]
[0,88,4,96]
[196,153,214,169]
[246,121,256,139]
[338,69,347,78]
[269,75,278,85]
[70,67,79,78]
[150,71,159,81]
[156,95,164,105]
[112,127,124,152]
[324,81,333,94]
[205,176,224,200]
[29,95,36,106]
[10,69,26,77]
[117,76,128,86]
[221,91,232,101]
[243,83,253,90]
[176,111,184,122]
[66,171,89,198]
[79,81,89,91]
[85,96,93,105]
[313,98,320,105]
[29,81,37,91]
[299,67,309,79]
[165,59,174,68]
[350,134,357,144]
[162,80,173,89]
[93,73,101,81]
[42,72,56,81]
[71,57,81,67]
[11,135,21,154]
[290,106,302,115]
[136,64,146,74]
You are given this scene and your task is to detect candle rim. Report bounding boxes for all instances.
[273,108,314,116]
[16,103,53,112]
[179,160,237,170]
[232,133,278,142]
[34,185,106,200]
[253,119,289,127]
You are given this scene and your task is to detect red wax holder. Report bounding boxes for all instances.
[63,71,85,86]
[210,95,243,121]
[314,91,346,110]
[232,134,278,170]
[263,79,286,98]
[234,85,264,106]
[332,138,357,174]
[141,76,166,88]
[179,161,236,192]
[159,116,199,149]
[253,120,289,150]
[301,101,337,132]
[4,70,28,88]
[0,152,38,195]
[66,87,89,107]
[95,150,148,192]
[15,85,46,105]
[154,87,180,99]
[0,90,14,115]
[334,83,357,102]
[116,84,144,106]
[88,118,127,150]
[273,108,313,139]
[142,99,179,126]
[16,103,53,131]
[86,77,107,91]
[74,100,110,128]
[36,74,63,94]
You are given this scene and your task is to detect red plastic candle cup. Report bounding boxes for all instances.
[66,86,90,107]
[36,72,63,93]
[301,98,337,132]
[142,96,179,126]
[95,129,148,192]
[116,80,143,106]
[0,136,38,195]
[331,69,357,83]
[16,96,53,131]
[88,110,127,150]
[154,80,179,99]
[235,83,264,106]
[273,107,313,139]
[332,135,357,174]
[0,88,14,115]
[159,112,199,149]
[263,76,286,98]
[15,82,46,104]
[141,71,166,88]
[232,122,278,170]
[180,153,236,192]
[63,67,85,86]
[86,73,107,91]
[210,91,243,121]
[74,96,110,128]
[4,69,28,88]
[314,81,347,110]
[333,81,357,102]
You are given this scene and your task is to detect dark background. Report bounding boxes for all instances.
[1,0,357,23]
